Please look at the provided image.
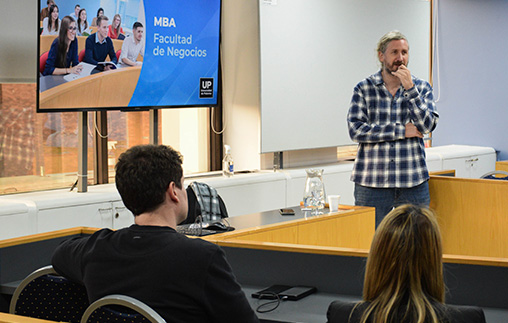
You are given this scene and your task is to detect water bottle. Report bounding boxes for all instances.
[223,144,234,177]
[303,169,326,215]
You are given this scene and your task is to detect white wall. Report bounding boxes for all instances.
[432,0,508,160]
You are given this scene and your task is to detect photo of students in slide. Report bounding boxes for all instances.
[43,16,83,76]
[40,0,55,22]
[42,4,60,35]
[108,14,125,40]
[119,22,144,67]
[77,8,91,36]
[91,7,104,27]
[84,15,118,71]
[39,0,142,110]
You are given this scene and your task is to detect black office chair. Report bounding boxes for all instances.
[81,294,166,323]
[10,265,89,323]
[480,170,508,180]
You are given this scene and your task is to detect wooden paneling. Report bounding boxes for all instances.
[297,210,374,249]
[0,227,97,248]
[429,175,508,258]
[217,208,375,249]
[232,225,298,244]
[496,161,508,173]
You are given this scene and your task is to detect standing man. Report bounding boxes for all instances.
[52,145,259,322]
[119,22,145,66]
[347,31,439,227]
[84,15,117,70]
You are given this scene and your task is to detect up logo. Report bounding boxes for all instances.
[199,78,214,98]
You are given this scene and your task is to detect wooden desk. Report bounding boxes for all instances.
[1,207,507,321]
[0,313,58,323]
[221,242,508,322]
[206,205,375,249]
[429,175,508,258]
[39,66,141,110]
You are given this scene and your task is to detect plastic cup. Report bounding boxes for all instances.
[327,195,340,212]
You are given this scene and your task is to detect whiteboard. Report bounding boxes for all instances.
[259,0,430,153]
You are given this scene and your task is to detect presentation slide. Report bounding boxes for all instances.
[38,0,221,112]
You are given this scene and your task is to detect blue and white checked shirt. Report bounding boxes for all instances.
[347,70,439,188]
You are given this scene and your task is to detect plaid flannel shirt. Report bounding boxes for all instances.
[347,70,439,188]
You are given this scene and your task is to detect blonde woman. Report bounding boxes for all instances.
[107,14,124,39]
[327,205,486,323]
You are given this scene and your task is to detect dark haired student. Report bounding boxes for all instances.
[119,22,144,66]
[84,15,117,71]
[52,145,259,323]
[43,16,83,76]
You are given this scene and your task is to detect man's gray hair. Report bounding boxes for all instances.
[377,30,409,54]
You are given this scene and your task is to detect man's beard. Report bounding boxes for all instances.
[384,61,407,74]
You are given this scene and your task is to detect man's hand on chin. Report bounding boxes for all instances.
[392,65,414,90]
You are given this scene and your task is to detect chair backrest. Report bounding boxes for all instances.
[181,181,228,224]
[77,36,87,54]
[40,51,49,74]
[480,170,508,180]
[112,39,124,53]
[10,265,89,323]
[78,49,85,62]
[40,34,57,54]
[81,294,166,323]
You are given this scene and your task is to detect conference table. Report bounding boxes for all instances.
[1,205,507,322]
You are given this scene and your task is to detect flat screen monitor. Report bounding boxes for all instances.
[37,0,221,112]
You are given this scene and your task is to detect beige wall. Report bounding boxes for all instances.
[221,0,262,171]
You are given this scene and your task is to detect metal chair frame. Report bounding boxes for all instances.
[10,265,88,322]
[81,294,166,323]
[10,265,58,314]
[480,170,508,179]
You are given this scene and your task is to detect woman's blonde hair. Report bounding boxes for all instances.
[360,204,445,323]
[113,14,122,36]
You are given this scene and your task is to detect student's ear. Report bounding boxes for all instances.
[167,182,180,203]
